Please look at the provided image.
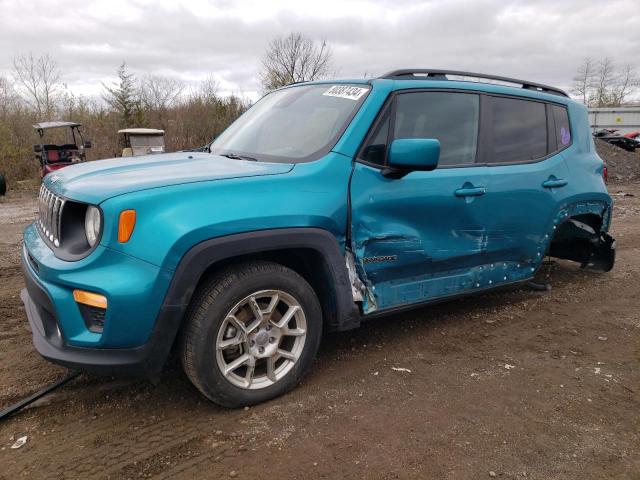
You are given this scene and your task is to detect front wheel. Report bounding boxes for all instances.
[180,261,322,407]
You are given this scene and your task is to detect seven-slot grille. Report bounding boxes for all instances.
[38,184,65,248]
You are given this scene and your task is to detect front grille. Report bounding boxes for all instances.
[38,184,65,248]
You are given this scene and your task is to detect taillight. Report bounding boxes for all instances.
[603,164,608,183]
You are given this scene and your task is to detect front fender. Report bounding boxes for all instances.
[97,153,352,270]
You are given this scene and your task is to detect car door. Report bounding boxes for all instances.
[350,90,494,313]
[481,96,572,277]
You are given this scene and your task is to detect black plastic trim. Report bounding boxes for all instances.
[161,228,360,332]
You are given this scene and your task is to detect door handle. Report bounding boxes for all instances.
[455,186,486,197]
[542,178,568,189]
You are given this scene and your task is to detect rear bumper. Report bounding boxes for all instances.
[20,245,179,377]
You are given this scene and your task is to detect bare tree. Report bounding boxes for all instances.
[140,75,185,112]
[12,53,61,119]
[571,57,594,105]
[610,64,639,107]
[198,75,220,103]
[140,75,185,129]
[259,32,332,92]
[0,76,21,118]
[591,58,616,107]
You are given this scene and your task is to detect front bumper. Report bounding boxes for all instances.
[20,223,180,377]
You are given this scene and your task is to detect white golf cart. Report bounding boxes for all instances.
[118,128,165,157]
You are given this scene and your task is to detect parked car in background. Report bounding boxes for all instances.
[33,121,92,177]
[594,128,639,152]
[118,128,165,157]
[623,131,640,145]
[22,69,615,408]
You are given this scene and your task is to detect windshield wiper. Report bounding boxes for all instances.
[219,153,258,161]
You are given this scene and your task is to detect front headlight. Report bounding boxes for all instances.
[84,205,102,247]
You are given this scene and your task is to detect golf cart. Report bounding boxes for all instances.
[33,121,91,177]
[118,128,165,157]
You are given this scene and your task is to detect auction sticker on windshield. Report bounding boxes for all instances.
[323,85,369,101]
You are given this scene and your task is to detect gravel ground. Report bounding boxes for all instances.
[595,138,640,184]
[0,183,638,479]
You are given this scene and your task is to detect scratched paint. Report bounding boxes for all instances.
[350,154,612,313]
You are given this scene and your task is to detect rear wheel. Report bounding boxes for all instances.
[180,261,322,407]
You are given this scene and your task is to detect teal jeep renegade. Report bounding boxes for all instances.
[21,69,615,407]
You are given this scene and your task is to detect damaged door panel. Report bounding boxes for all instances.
[350,163,493,313]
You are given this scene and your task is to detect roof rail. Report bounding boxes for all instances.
[379,69,568,97]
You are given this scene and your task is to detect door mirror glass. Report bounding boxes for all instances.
[387,138,440,172]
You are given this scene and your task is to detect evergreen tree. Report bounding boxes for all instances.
[102,62,146,128]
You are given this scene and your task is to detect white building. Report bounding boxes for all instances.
[588,106,640,134]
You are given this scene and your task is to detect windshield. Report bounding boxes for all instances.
[210,84,370,162]
[129,135,165,148]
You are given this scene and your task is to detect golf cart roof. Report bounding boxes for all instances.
[118,128,165,135]
[33,121,82,130]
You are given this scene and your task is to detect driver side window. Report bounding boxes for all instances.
[358,91,480,168]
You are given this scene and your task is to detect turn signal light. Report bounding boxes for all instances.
[73,289,108,309]
[118,210,136,243]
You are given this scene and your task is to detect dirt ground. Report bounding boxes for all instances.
[0,185,638,480]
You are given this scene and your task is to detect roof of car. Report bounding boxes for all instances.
[118,128,165,135]
[377,69,568,97]
[33,121,81,130]
[296,70,569,102]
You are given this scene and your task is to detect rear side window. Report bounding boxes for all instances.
[490,97,547,163]
[551,105,571,149]
[393,92,480,167]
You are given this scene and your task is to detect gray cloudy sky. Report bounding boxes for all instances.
[0,0,638,100]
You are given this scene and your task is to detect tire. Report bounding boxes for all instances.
[0,174,6,196]
[180,261,322,408]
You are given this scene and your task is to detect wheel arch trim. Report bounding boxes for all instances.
[148,228,361,373]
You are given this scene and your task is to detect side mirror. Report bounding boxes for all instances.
[84,141,92,149]
[383,138,440,178]
[33,144,43,153]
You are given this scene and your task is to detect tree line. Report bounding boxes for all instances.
[572,58,638,107]
[0,57,251,186]
[0,32,332,187]
[7,33,635,188]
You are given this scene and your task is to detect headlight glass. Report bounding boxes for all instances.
[84,205,101,247]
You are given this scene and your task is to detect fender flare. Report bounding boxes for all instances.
[165,228,355,316]
[145,228,360,374]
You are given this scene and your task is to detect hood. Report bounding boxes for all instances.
[44,152,295,204]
